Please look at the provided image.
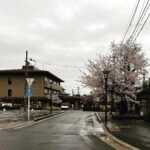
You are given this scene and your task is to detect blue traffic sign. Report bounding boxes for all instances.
[25,88,33,96]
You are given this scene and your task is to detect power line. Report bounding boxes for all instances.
[131,0,150,41]
[137,0,146,23]
[133,12,150,42]
[29,58,81,69]
[132,2,150,41]
[122,0,141,43]
[128,0,150,43]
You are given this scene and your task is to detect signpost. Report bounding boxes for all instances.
[26,78,34,122]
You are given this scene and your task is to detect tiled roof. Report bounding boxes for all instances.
[0,66,64,82]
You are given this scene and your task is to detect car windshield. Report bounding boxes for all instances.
[61,103,68,106]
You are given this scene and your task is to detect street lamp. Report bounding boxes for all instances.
[110,81,115,114]
[103,69,110,123]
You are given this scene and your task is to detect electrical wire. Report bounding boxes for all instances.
[128,0,150,43]
[29,58,81,69]
[133,12,150,42]
[132,3,150,42]
[130,1,150,43]
[122,0,141,43]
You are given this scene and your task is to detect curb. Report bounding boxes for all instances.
[0,111,66,131]
[95,113,140,150]
[34,111,66,121]
[0,121,34,131]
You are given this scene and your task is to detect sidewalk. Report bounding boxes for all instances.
[0,109,64,130]
[93,113,139,150]
[97,112,150,150]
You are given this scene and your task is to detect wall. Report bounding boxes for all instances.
[0,75,44,97]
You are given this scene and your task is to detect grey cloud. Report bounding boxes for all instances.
[0,0,149,94]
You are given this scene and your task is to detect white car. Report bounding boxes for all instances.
[61,103,69,110]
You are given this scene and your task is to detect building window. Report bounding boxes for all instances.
[48,89,52,94]
[44,88,48,95]
[53,91,57,94]
[8,89,12,97]
[44,77,48,82]
[49,79,53,83]
[54,82,60,86]
[53,81,59,85]
[8,78,12,85]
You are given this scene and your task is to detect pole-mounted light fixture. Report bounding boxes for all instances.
[103,69,110,123]
[103,70,111,79]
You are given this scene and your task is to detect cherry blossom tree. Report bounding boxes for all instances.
[110,42,148,99]
[81,55,112,96]
[81,41,149,113]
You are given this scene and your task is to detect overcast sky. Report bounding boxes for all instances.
[0,0,150,95]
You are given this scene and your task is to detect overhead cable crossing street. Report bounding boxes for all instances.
[29,58,81,69]
[122,0,150,44]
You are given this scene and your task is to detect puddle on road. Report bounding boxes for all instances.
[80,129,92,136]
[79,114,95,136]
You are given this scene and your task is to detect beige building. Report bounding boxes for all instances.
[0,65,64,102]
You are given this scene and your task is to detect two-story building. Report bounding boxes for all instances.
[0,65,64,104]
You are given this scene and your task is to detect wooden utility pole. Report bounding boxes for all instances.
[24,50,29,111]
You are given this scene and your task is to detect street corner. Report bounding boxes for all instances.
[93,114,106,135]
[94,112,140,150]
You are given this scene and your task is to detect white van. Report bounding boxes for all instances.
[61,103,69,110]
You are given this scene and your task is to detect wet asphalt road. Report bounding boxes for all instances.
[0,111,114,150]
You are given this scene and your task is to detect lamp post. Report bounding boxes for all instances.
[103,70,110,123]
[111,81,115,114]
[142,73,146,89]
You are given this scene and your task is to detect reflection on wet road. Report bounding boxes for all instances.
[0,111,114,150]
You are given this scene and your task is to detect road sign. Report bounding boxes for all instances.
[26,78,34,87]
[26,88,33,96]
[26,78,34,122]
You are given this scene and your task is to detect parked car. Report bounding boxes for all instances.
[61,103,69,110]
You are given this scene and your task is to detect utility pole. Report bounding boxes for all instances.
[25,51,28,67]
[77,86,80,95]
[72,89,74,96]
[24,50,29,111]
